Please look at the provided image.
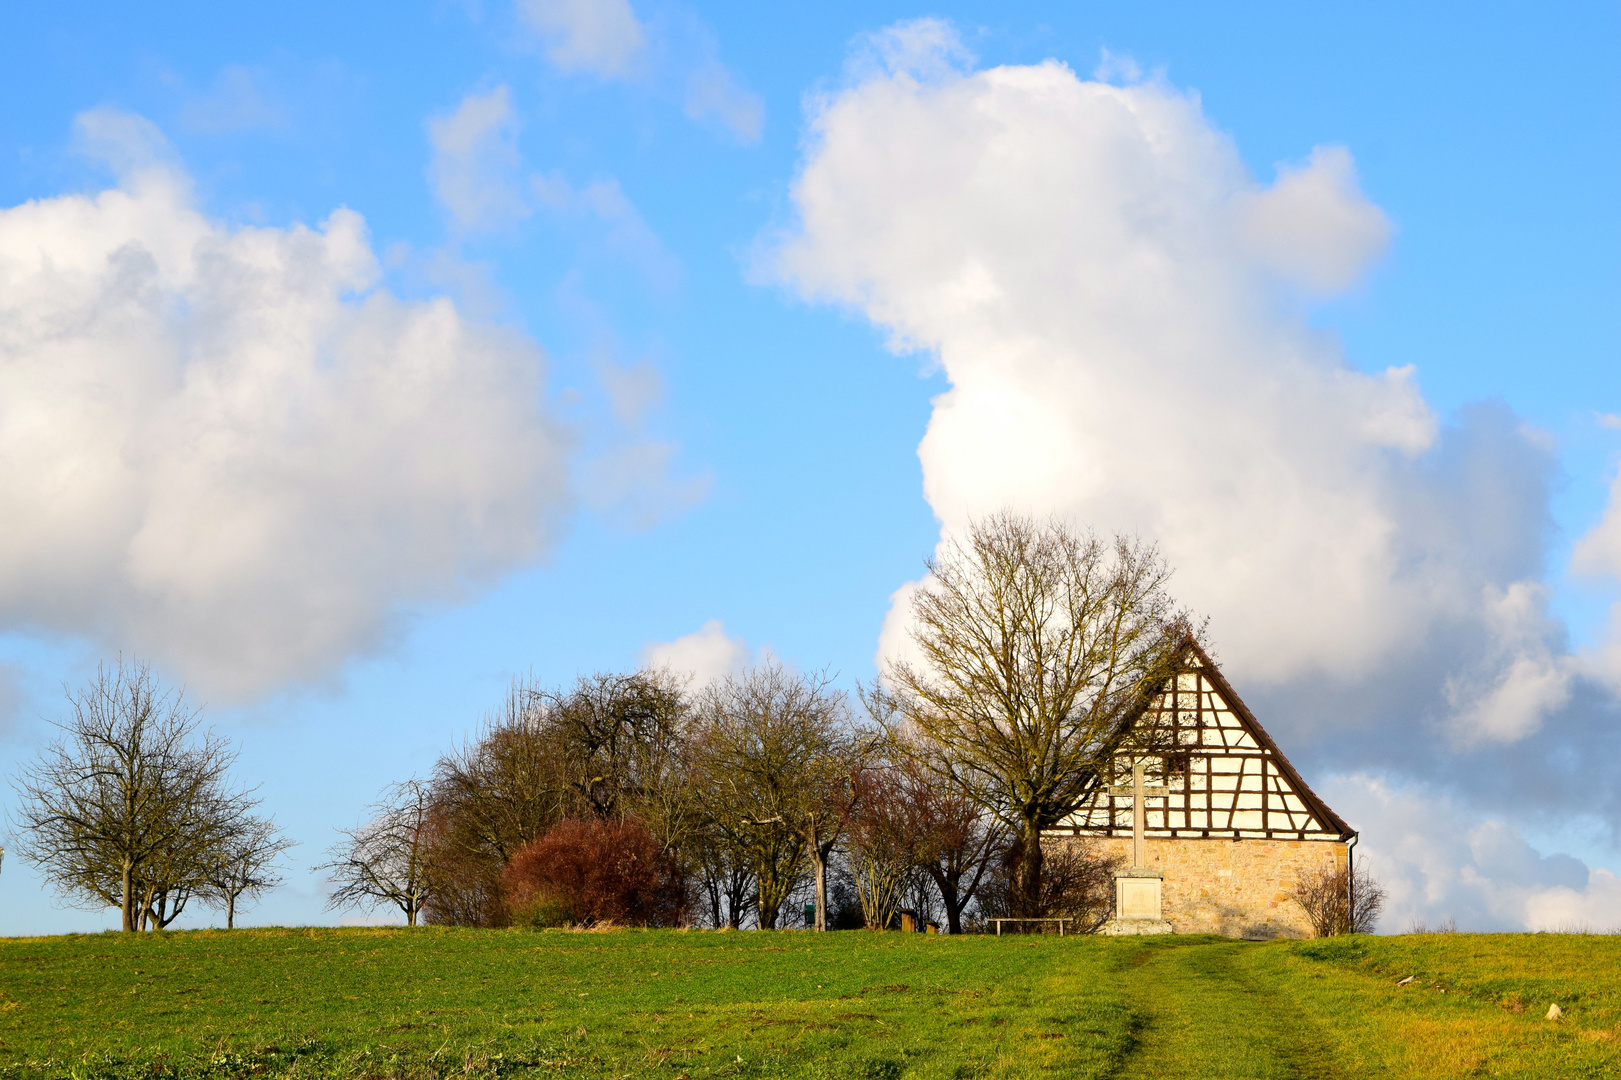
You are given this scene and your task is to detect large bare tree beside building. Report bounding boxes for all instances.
[9,660,258,932]
[882,513,1189,917]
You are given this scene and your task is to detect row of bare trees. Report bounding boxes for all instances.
[8,661,292,930]
[319,514,1193,932]
[316,666,874,930]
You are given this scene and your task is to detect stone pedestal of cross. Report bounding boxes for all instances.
[1099,759,1175,935]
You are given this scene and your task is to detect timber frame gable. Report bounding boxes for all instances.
[1058,638,1355,843]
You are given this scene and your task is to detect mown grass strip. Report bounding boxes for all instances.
[1109,938,1342,1080]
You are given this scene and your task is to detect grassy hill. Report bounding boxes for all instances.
[0,927,1617,1079]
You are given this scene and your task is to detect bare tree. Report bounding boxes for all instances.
[9,661,253,932]
[434,680,566,860]
[545,670,690,821]
[845,767,915,930]
[1293,861,1386,937]
[204,817,295,929]
[1349,863,1387,934]
[692,664,862,929]
[976,836,1120,932]
[420,671,696,927]
[882,514,1189,916]
[690,818,757,929]
[318,779,436,927]
[895,759,1007,934]
[423,680,566,925]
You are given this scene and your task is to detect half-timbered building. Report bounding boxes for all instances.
[1053,639,1356,938]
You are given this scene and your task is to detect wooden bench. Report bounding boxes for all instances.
[989,917,1072,936]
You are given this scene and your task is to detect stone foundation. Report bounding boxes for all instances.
[1061,835,1348,939]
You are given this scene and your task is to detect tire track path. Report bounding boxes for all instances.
[1110,941,1345,1080]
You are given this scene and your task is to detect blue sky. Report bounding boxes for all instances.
[0,1,1617,934]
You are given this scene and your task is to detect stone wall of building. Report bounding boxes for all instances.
[1060,835,1349,938]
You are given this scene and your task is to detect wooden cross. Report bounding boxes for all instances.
[1108,760,1170,870]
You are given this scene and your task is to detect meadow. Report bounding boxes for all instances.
[0,927,1617,1079]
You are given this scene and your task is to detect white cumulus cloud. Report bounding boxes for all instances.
[0,110,571,699]
[640,619,751,687]
[769,24,1566,752]
[1442,582,1574,746]
[1573,470,1621,583]
[1569,469,1621,697]
[1234,144,1393,294]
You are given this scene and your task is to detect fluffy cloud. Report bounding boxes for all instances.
[1234,145,1393,294]
[640,619,751,686]
[1571,472,1621,697]
[1325,775,1621,932]
[0,110,571,699]
[1442,582,1574,746]
[772,21,1569,743]
[1573,473,1621,582]
[517,0,645,78]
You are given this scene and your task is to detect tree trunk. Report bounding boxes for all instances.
[1018,820,1044,918]
[120,860,136,933]
[812,853,827,931]
[226,892,236,930]
[928,867,964,934]
[705,874,722,930]
[723,866,751,928]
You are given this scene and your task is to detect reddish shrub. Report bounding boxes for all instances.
[503,816,688,928]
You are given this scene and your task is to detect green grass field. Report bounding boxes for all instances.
[1,928,1617,1079]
